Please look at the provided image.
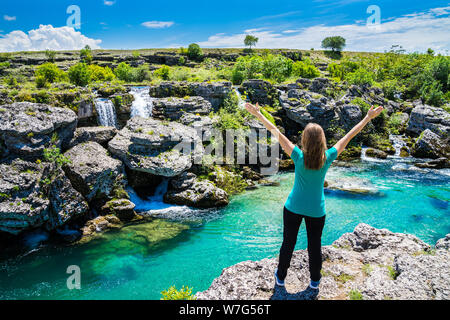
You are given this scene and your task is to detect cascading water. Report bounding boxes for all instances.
[389,134,407,157]
[95,98,117,127]
[233,87,246,109]
[130,86,153,118]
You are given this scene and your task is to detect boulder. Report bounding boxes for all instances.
[0,159,88,235]
[0,102,77,159]
[411,129,449,159]
[152,96,212,120]
[241,80,279,106]
[196,224,449,300]
[279,89,339,131]
[164,172,229,208]
[63,142,124,201]
[365,148,388,159]
[406,102,450,137]
[414,157,450,169]
[101,199,136,221]
[68,126,117,148]
[149,81,232,109]
[108,117,203,177]
[338,104,362,129]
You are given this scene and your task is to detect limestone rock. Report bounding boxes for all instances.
[411,129,449,159]
[365,148,388,159]
[108,117,203,177]
[63,142,124,201]
[0,102,77,159]
[406,102,450,137]
[68,126,117,148]
[196,224,448,300]
[164,172,229,208]
[0,159,88,235]
[152,96,212,120]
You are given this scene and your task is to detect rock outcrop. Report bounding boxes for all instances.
[152,96,212,120]
[411,129,450,159]
[0,102,77,159]
[0,159,88,235]
[164,172,229,208]
[68,126,117,148]
[149,81,232,109]
[108,117,203,177]
[63,142,124,202]
[196,224,449,300]
[406,102,450,137]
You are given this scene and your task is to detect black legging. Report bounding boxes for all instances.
[277,206,326,282]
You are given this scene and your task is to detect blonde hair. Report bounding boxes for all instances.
[301,123,327,170]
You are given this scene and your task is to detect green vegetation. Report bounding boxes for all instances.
[322,36,346,52]
[68,63,91,86]
[43,145,71,168]
[35,63,67,87]
[187,43,203,61]
[80,45,93,64]
[244,35,259,50]
[349,289,363,300]
[160,286,196,300]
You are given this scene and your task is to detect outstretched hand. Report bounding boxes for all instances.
[245,102,261,117]
[366,105,384,120]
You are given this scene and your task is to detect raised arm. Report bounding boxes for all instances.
[334,105,384,156]
[245,103,295,156]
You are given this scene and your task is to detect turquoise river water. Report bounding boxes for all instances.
[0,155,448,299]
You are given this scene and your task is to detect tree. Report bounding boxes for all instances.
[187,43,203,60]
[80,45,93,64]
[321,36,346,52]
[44,49,56,62]
[244,35,258,49]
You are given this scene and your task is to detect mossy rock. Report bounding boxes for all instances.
[338,146,361,161]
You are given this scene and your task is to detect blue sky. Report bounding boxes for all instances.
[0,0,449,52]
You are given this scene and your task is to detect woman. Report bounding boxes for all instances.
[244,102,383,290]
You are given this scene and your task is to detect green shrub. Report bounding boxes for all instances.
[88,64,116,82]
[35,62,67,84]
[45,49,56,62]
[292,60,320,78]
[114,62,133,81]
[68,63,91,86]
[154,65,171,80]
[80,45,93,64]
[262,54,293,82]
[160,286,195,300]
[346,68,374,86]
[187,43,203,60]
[35,75,49,88]
[43,146,71,168]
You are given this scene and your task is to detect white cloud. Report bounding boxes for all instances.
[103,0,115,6]
[0,24,102,52]
[141,21,174,29]
[197,6,450,53]
[4,15,16,21]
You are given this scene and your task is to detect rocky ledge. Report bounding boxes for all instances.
[196,224,450,300]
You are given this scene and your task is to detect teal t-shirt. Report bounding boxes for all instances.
[284,146,338,217]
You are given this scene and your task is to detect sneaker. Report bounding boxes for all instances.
[274,269,285,286]
[309,280,320,289]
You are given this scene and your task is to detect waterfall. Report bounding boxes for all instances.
[127,179,171,212]
[233,87,246,109]
[389,134,407,157]
[130,86,153,118]
[95,98,117,127]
